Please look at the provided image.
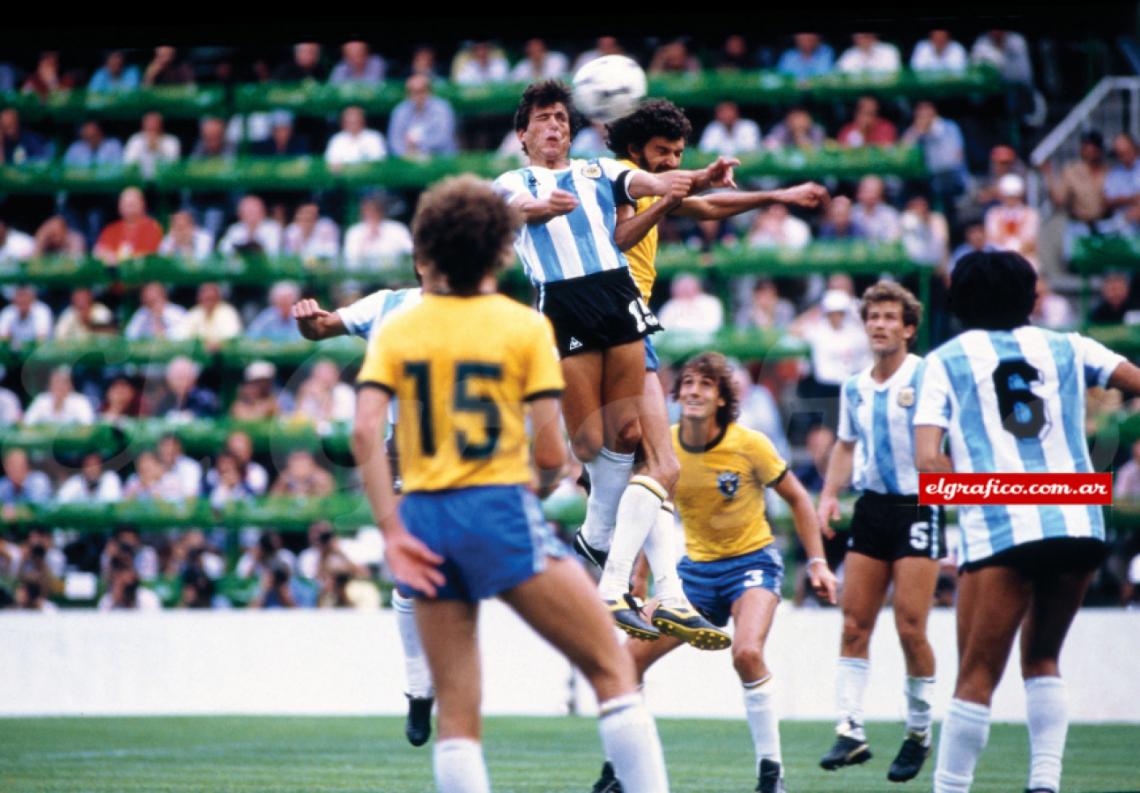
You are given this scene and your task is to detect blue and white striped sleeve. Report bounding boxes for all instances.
[493,170,529,204]
[598,157,635,203]
[1072,333,1127,388]
[335,289,392,339]
[913,352,952,429]
[836,378,857,443]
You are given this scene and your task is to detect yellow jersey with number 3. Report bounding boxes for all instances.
[618,158,659,303]
[672,422,788,562]
[358,293,564,493]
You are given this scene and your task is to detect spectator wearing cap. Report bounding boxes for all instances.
[152,356,219,420]
[910,30,968,73]
[218,195,283,257]
[24,367,94,426]
[0,449,52,520]
[0,220,35,263]
[231,361,281,421]
[180,282,243,352]
[1042,130,1110,257]
[0,109,51,165]
[343,194,413,269]
[55,287,113,340]
[325,106,387,170]
[159,210,214,261]
[777,33,835,79]
[274,43,326,82]
[965,143,1027,221]
[284,203,340,261]
[0,285,53,349]
[836,33,901,74]
[388,74,458,159]
[851,175,901,243]
[93,187,164,265]
[125,282,188,340]
[63,121,123,168]
[123,112,181,179]
[657,274,724,335]
[511,39,569,81]
[837,96,897,147]
[88,50,140,93]
[58,452,123,504]
[34,216,86,258]
[984,173,1040,266]
[329,41,386,85]
[250,111,310,157]
[452,41,510,85]
[794,288,871,401]
[698,101,762,159]
[247,281,303,341]
[1104,133,1140,234]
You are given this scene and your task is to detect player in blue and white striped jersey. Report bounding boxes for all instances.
[815,282,944,782]
[914,251,1140,793]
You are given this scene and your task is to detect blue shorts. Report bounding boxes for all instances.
[678,544,784,627]
[396,484,567,602]
[644,336,660,372]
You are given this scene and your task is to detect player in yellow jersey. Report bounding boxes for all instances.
[590,351,838,793]
[353,176,670,793]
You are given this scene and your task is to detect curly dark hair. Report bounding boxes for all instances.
[412,175,520,295]
[513,79,577,133]
[859,281,923,349]
[606,98,692,160]
[949,250,1037,331]
[671,351,740,428]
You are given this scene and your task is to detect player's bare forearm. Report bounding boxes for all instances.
[1108,360,1140,396]
[614,199,674,251]
[293,299,346,340]
[914,425,954,473]
[628,169,695,200]
[673,182,829,220]
[352,387,400,533]
[775,471,825,558]
[820,440,855,500]
[530,395,567,498]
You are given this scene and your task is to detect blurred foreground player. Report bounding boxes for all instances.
[353,175,670,793]
[914,251,1140,793]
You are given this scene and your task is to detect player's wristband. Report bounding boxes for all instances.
[807,557,828,568]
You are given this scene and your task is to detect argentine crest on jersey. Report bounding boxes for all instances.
[838,353,924,496]
[493,157,634,285]
[914,326,1125,564]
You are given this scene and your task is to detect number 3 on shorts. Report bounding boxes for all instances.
[743,569,767,589]
[627,297,659,333]
[909,522,931,551]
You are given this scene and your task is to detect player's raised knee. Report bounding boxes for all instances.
[731,643,766,678]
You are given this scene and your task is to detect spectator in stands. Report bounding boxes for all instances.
[141,46,194,86]
[93,187,164,264]
[736,278,795,331]
[270,449,335,497]
[410,46,441,81]
[388,74,458,159]
[793,289,871,431]
[231,360,280,420]
[237,531,297,579]
[900,194,949,267]
[777,33,835,80]
[0,449,52,517]
[649,39,701,75]
[317,551,378,609]
[0,108,51,164]
[1115,439,1140,499]
[731,365,791,462]
[218,195,283,256]
[329,40,386,84]
[55,287,112,339]
[34,216,86,258]
[0,285,53,348]
[817,196,863,241]
[836,32,901,74]
[58,452,123,503]
[902,101,967,210]
[852,175,901,242]
[207,430,268,495]
[166,530,224,579]
[343,193,413,269]
[123,450,183,501]
[970,144,1027,211]
[298,521,339,579]
[1089,272,1135,325]
[125,282,188,340]
[1042,130,1111,256]
[794,423,837,493]
[284,202,340,260]
[511,38,569,81]
[1104,132,1140,234]
[102,527,160,581]
[180,568,228,609]
[658,273,724,335]
[748,203,812,249]
[971,30,1033,85]
[24,367,95,426]
[452,41,510,84]
[157,433,203,499]
[158,210,213,261]
[292,359,355,427]
[573,36,624,72]
[325,105,387,170]
[23,51,77,99]
[190,116,235,159]
[948,222,999,276]
[0,372,23,425]
[715,34,753,71]
[983,173,1040,265]
[152,356,219,420]
[1031,275,1075,329]
[764,107,825,150]
[14,575,57,612]
[250,561,299,609]
[88,50,140,93]
[698,101,761,158]
[251,110,309,157]
[570,121,607,157]
[837,95,897,147]
[100,375,141,420]
[910,29,968,73]
[0,220,35,262]
[274,42,326,82]
[63,121,123,168]
[247,281,303,341]
[123,112,181,178]
[207,451,257,509]
[99,551,162,611]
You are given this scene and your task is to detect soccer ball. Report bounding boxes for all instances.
[572,55,648,123]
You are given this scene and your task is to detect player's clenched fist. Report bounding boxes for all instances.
[780,182,830,210]
[292,298,331,340]
[544,189,579,216]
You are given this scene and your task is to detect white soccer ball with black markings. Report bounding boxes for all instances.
[572,55,647,123]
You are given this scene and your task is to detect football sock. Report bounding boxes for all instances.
[579,447,635,552]
[433,738,490,793]
[641,501,686,605]
[598,693,669,793]
[933,698,991,793]
[905,674,936,738]
[1025,676,1068,793]
[743,675,782,770]
[393,590,434,699]
[835,656,870,740]
[599,476,667,600]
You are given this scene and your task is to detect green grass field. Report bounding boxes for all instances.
[0,716,1136,792]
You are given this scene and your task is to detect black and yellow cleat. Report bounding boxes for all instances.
[404,694,433,747]
[887,731,931,782]
[651,603,732,651]
[820,731,872,770]
[605,593,660,641]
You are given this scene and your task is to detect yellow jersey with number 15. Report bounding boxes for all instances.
[357,293,564,493]
[618,158,659,303]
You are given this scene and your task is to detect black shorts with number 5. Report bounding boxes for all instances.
[847,491,946,562]
[538,268,660,357]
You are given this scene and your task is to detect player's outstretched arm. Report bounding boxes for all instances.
[613,191,684,252]
[914,426,954,473]
[672,182,830,220]
[529,395,567,499]
[774,470,838,604]
[627,168,694,200]
[511,190,579,224]
[292,298,347,340]
[690,155,741,191]
[817,439,856,540]
[1108,360,1140,395]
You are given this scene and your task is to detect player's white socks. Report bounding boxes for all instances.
[598,476,667,600]
[835,656,870,740]
[579,448,635,552]
[905,674,935,738]
[433,738,490,793]
[393,591,434,699]
[933,698,991,793]
[743,675,782,770]
[641,502,686,605]
[1025,676,1068,793]
[598,693,669,793]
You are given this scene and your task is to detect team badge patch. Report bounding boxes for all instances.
[581,163,602,179]
[717,471,740,499]
[897,387,915,408]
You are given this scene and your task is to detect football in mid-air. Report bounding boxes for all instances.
[572,55,648,123]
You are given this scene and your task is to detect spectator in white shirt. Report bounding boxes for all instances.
[747,204,812,249]
[658,273,724,335]
[797,289,871,389]
[124,281,188,340]
[510,38,569,81]
[851,175,902,243]
[324,105,387,169]
[24,366,95,426]
[984,173,1040,266]
[698,101,762,159]
[836,32,901,75]
[452,41,510,85]
[204,430,269,496]
[1031,276,1075,330]
[159,210,214,261]
[57,452,123,504]
[910,29,969,73]
[0,220,34,263]
[900,194,949,267]
[0,378,22,425]
[180,282,242,351]
[284,202,340,260]
[291,358,356,429]
[54,287,113,340]
[218,195,283,257]
[123,450,183,502]
[329,41,386,85]
[0,285,53,349]
[971,30,1033,85]
[344,194,413,269]
[157,433,203,499]
[122,111,180,178]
